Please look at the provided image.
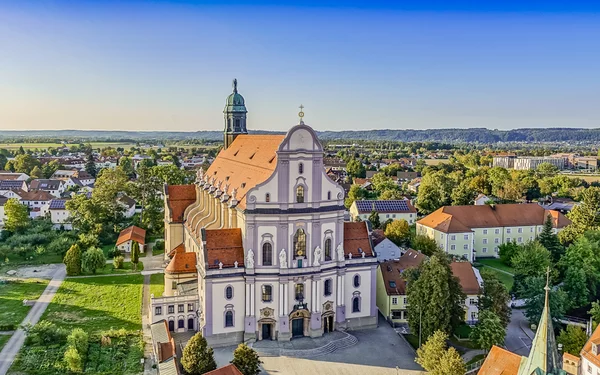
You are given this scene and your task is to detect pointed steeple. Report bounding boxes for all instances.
[518,267,562,375]
[223,78,248,149]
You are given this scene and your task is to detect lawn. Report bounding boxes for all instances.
[477,258,515,274]
[149,273,164,298]
[475,264,514,290]
[42,274,143,333]
[0,252,65,275]
[0,335,10,351]
[78,261,144,276]
[0,278,49,330]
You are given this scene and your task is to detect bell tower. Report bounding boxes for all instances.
[223,78,248,149]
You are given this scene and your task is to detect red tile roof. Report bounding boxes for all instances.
[477,345,522,375]
[379,250,426,295]
[204,228,244,269]
[581,323,600,368]
[116,225,146,246]
[166,185,196,223]
[204,364,243,375]
[343,222,374,258]
[204,135,285,210]
[165,252,197,274]
[450,261,481,295]
[17,190,54,201]
[168,243,186,258]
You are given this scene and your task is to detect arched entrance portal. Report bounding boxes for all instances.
[322,301,335,334]
[258,307,276,341]
[289,308,310,338]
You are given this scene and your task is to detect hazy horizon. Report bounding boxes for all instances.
[1,0,600,132]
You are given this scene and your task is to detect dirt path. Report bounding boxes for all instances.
[0,264,66,375]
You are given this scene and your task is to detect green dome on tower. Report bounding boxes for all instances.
[224,78,247,113]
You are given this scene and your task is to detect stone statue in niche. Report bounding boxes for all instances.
[313,246,322,266]
[247,249,255,269]
[279,249,288,269]
[336,243,345,261]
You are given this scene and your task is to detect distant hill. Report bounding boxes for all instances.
[2,128,600,143]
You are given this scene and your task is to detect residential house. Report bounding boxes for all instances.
[0,172,29,181]
[116,225,146,253]
[150,320,181,375]
[118,195,137,218]
[323,157,347,172]
[416,204,570,261]
[205,364,244,375]
[353,178,373,191]
[0,180,28,194]
[51,169,95,186]
[474,194,490,206]
[349,199,417,225]
[371,229,403,262]
[16,190,54,218]
[575,156,598,171]
[396,171,419,182]
[30,179,65,198]
[49,199,72,230]
[0,195,7,227]
[450,261,482,325]
[568,323,600,375]
[407,177,421,193]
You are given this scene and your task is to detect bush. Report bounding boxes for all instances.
[64,345,83,373]
[64,244,82,276]
[67,328,89,355]
[154,239,165,251]
[107,247,122,259]
[47,235,77,257]
[82,247,106,274]
[24,321,68,346]
[113,255,124,269]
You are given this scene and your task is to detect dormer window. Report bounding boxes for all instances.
[593,343,599,356]
[265,193,270,203]
[299,163,304,174]
[296,186,304,203]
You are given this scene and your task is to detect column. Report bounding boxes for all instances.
[315,281,320,312]
[245,284,251,315]
[283,283,288,315]
[336,275,342,306]
[279,284,284,315]
[311,280,316,313]
[250,284,255,315]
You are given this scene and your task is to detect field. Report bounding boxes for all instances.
[0,252,64,275]
[0,278,49,329]
[0,142,138,150]
[149,273,164,298]
[564,174,600,184]
[423,158,449,166]
[77,261,144,276]
[475,258,514,290]
[0,334,10,351]
[42,274,143,333]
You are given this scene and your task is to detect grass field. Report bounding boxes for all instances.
[42,274,143,333]
[477,258,515,274]
[149,273,164,298]
[77,261,144,276]
[0,252,65,275]
[423,158,449,166]
[475,262,514,290]
[564,174,600,183]
[0,142,139,150]
[0,335,10,351]
[0,279,49,329]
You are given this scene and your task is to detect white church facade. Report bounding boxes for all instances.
[152,80,378,346]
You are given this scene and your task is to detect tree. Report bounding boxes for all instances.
[415,330,466,375]
[131,241,140,271]
[64,244,82,276]
[589,301,600,324]
[231,343,262,375]
[181,332,217,375]
[78,233,99,249]
[478,269,511,328]
[416,171,454,214]
[344,184,367,209]
[41,159,62,178]
[368,210,381,229]
[346,158,366,178]
[451,179,475,206]
[151,164,189,185]
[519,276,568,324]
[560,235,600,309]
[536,162,560,178]
[470,310,506,352]
[85,151,97,178]
[407,254,466,341]
[497,241,519,266]
[538,214,564,263]
[64,345,83,373]
[371,173,398,194]
[119,156,135,177]
[557,325,587,355]
[12,154,40,174]
[411,234,440,256]
[512,242,551,296]
[560,186,600,244]
[384,219,411,246]
[82,247,106,274]
[379,189,404,200]
[29,165,42,179]
[4,198,30,233]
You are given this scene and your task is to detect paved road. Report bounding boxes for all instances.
[505,309,533,357]
[0,264,66,375]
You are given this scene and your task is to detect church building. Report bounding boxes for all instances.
[152,80,378,346]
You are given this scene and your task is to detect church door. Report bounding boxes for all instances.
[188,318,194,330]
[292,318,304,338]
[168,320,175,331]
[327,316,334,333]
[262,324,272,340]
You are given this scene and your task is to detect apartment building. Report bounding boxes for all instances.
[416,204,570,261]
[513,156,566,171]
[350,199,417,225]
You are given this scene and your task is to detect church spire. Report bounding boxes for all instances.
[223,78,248,149]
[518,267,562,375]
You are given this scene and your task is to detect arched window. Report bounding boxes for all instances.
[235,119,240,130]
[225,311,234,327]
[265,193,270,202]
[327,191,331,200]
[262,285,272,302]
[294,229,306,258]
[225,286,233,300]
[262,243,273,266]
[178,319,185,329]
[353,274,360,288]
[295,283,304,300]
[324,279,332,296]
[296,186,304,203]
[352,297,360,313]
[324,238,332,261]
[227,118,232,131]
[299,163,304,174]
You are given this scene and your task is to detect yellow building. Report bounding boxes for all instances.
[416,204,570,261]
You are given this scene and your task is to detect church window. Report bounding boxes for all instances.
[324,238,332,261]
[262,285,272,302]
[225,286,233,300]
[225,311,234,327]
[296,186,304,203]
[353,274,360,288]
[227,118,232,131]
[327,191,331,200]
[293,229,306,258]
[295,283,304,301]
[324,279,332,296]
[265,193,270,202]
[299,163,304,174]
[262,243,273,266]
[235,119,240,130]
[352,296,360,313]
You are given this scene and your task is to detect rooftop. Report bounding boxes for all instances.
[343,222,375,258]
[354,199,416,214]
[204,228,245,269]
[116,225,146,246]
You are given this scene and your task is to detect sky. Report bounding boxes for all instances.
[1,0,600,132]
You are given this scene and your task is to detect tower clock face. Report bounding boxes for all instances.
[297,249,304,256]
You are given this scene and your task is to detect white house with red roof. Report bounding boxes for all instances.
[116,225,146,253]
[156,81,378,346]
